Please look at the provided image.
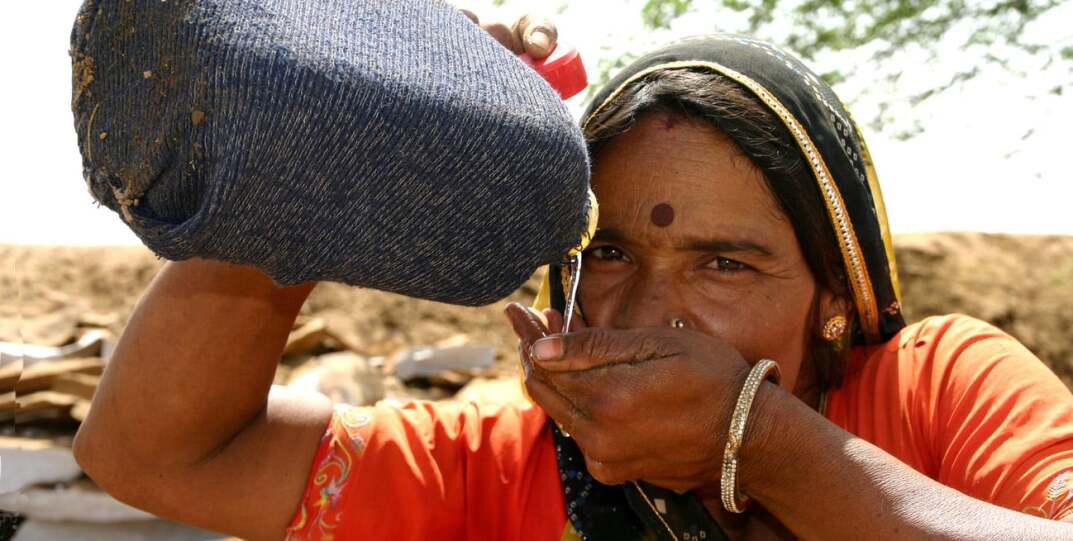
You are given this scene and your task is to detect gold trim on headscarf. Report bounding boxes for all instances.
[535,188,598,313]
[584,60,883,341]
[852,120,902,305]
[534,267,552,312]
[569,189,600,257]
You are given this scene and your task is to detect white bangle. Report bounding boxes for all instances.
[721,359,780,514]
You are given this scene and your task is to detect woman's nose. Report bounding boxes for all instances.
[610,271,689,329]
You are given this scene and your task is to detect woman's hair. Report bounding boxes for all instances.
[584,68,853,390]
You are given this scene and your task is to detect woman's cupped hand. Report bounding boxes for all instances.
[504,303,754,494]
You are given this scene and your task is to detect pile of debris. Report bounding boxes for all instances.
[1,331,109,425]
[1,313,521,540]
[0,325,196,540]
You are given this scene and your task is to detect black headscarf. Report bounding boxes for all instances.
[535,35,907,541]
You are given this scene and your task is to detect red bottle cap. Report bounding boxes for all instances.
[519,44,588,100]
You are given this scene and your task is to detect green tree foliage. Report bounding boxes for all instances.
[488,0,1068,138]
[632,0,1071,137]
[640,0,1068,79]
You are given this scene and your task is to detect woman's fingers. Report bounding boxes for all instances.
[543,308,563,334]
[530,327,676,372]
[554,307,588,333]
[542,308,587,334]
[524,372,591,435]
[458,8,480,24]
[512,13,558,58]
[479,20,524,54]
[570,310,588,332]
[459,8,557,57]
[504,302,548,342]
[526,306,550,330]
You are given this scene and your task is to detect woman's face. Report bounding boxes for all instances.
[579,111,829,393]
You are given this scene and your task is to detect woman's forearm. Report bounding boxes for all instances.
[739,384,1073,540]
[74,258,314,476]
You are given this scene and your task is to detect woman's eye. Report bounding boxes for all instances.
[709,256,748,272]
[587,246,629,262]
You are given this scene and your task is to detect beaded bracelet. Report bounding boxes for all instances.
[721,359,781,514]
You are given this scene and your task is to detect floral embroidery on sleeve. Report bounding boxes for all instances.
[1023,470,1073,521]
[286,405,371,540]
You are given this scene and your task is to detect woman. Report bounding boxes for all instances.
[74,27,1073,541]
[503,35,1073,539]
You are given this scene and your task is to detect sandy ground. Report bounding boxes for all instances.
[895,233,1073,386]
[3,232,1073,384]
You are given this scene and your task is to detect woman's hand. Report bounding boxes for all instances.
[508,305,1073,540]
[504,303,752,493]
[460,9,559,58]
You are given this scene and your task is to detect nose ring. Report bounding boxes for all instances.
[670,318,686,329]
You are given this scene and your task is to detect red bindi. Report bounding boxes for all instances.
[651,203,675,227]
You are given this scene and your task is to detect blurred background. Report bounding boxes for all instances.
[1,0,1071,539]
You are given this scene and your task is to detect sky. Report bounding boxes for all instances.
[1,0,1071,246]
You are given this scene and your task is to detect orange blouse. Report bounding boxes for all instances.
[285,315,1073,539]
[826,314,1073,521]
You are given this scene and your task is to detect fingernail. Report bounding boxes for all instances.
[530,30,551,52]
[530,336,563,362]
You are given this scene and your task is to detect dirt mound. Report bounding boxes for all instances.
[0,244,540,377]
[3,232,1073,383]
[896,233,1073,385]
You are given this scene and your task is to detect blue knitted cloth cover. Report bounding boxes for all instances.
[70,0,591,305]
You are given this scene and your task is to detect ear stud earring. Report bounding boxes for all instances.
[823,315,848,342]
